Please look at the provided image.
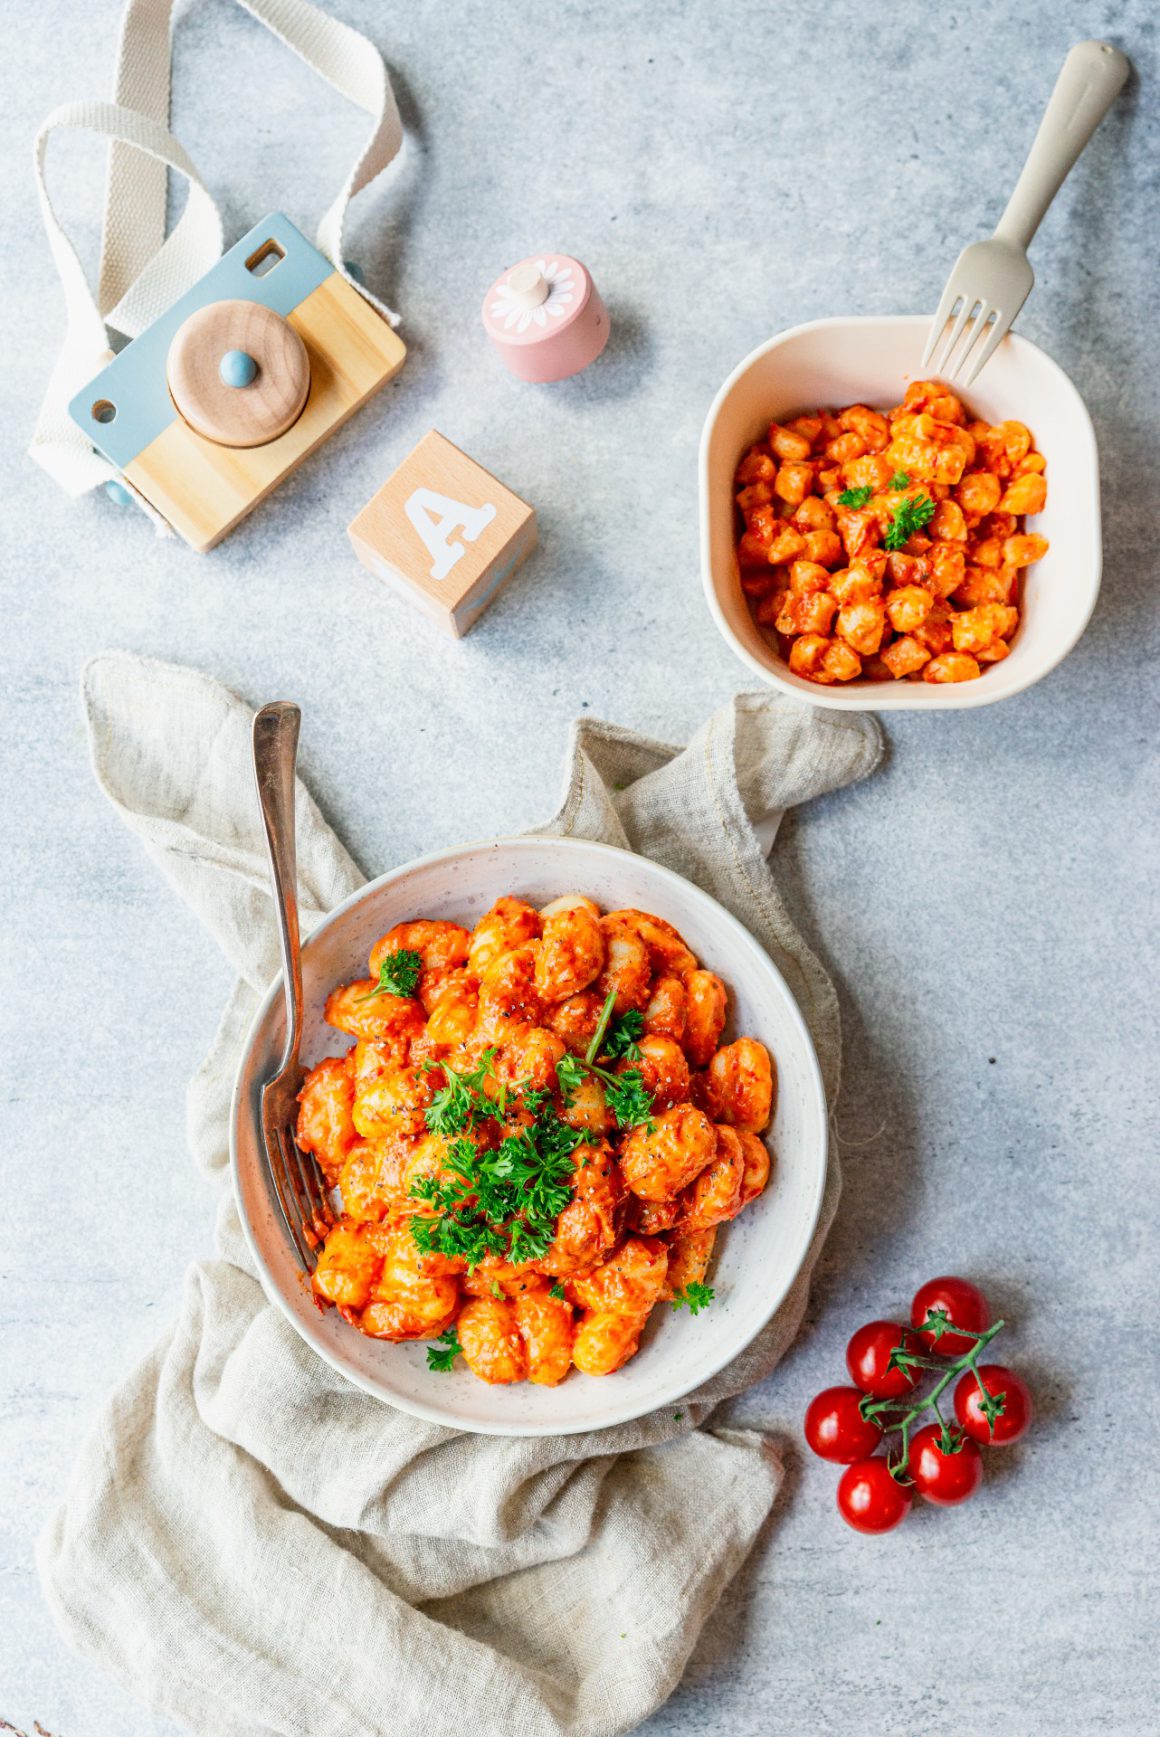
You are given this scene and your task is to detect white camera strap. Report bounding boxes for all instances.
[30,0,405,502]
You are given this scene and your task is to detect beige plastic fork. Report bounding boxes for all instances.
[923,39,1130,386]
[253,700,333,1270]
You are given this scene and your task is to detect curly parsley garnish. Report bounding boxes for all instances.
[549,1282,567,1301]
[426,1326,461,1372]
[603,1072,655,1130]
[408,996,655,1316]
[837,485,873,509]
[888,470,911,491]
[556,1061,653,1132]
[409,1081,593,1270]
[671,1282,715,1316]
[604,1008,644,1062]
[553,991,656,1132]
[358,948,422,1001]
[422,1051,504,1136]
[883,492,936,550]
[555,1053,585,1100]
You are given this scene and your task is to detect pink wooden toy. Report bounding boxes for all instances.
[482,254,610,382]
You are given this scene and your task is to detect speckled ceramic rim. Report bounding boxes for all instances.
[700,314,1102,710]
[229,835,828,1436]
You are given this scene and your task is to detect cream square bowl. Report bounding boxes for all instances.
[231,836,828,1437]
[700,315,1101,710]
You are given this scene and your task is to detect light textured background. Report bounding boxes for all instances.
[2,1,1157,1732]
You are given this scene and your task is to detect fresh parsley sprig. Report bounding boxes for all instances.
[409,1078,593,1270]
[604,1008,644,1061]
[358,948,422,1001]
[553,991,656,1131]
[409,994,654,1306]
[426,1326,461,1372]
[837,485,873,509]
[888,470,911,490]
[552,1056,652,1125]
[555,1053,586,1099]
[602,1071,656,1131]
[422,1051,504,1136]
[883,492,936,551]
[671,1282,714,1315]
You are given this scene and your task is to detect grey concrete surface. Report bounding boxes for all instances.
[1,1,1157,1732]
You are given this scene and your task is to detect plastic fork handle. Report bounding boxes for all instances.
[253,701,304,1080]
[994,40,1130,251]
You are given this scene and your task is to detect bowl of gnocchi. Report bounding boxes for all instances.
[701,315,1101,708]
[230,836,828,1435]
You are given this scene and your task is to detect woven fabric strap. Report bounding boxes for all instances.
[30,0,405,497]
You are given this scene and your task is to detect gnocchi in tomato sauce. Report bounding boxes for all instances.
[735,380,1049,684]
[296,895,776,1386]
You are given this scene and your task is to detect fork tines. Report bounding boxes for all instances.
[265,1119,334,1271]
[921,292,1004,386]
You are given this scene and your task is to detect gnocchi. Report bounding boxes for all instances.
[737,383,1049,684]
[298,893,777,1386]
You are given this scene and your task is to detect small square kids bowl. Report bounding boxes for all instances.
[700,315,1101,710]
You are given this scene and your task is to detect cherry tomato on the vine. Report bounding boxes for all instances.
[804,1386,884,1463]
[836,1457,913,1533]
[910,1276,991,1356]
[954,1364,1032,1446]
[845,1320,923,1398]
[909,1424,984,1506]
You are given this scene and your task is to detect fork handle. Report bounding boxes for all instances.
[994,40,1130,251]
[253,701,304,1078]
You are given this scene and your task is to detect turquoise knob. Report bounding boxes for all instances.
[104,479,133,507]
[220,349,258,388]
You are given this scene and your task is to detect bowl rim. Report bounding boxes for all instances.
[699,312,1102,711]
[229,833,830,1435]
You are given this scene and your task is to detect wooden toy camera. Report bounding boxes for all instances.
[70,213,406,551]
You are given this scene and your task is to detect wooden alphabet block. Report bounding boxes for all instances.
[348,431,537,637]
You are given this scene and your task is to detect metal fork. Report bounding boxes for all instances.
[252,701,334,1269]
[922,39,1129,386]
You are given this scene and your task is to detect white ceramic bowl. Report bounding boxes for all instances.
[700,314,1101,710]
[231,836,828,1436]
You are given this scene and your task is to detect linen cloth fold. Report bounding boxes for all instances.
[39,652,882,1737]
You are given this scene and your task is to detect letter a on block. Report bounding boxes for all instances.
[404,488,497,581]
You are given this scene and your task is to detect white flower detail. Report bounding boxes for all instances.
[490,257,576,333]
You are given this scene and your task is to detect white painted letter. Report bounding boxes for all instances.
[404,488,497,581]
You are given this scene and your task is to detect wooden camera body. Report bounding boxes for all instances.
[70,214,406,551]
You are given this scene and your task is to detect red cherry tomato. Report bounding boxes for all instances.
[954,1364,1032,1445]
[846,1320,923,1398]
[836,1457,913,1534]
[804,1386,884,1463]
[910,1276,991,1356]
[909,1424,984,1506]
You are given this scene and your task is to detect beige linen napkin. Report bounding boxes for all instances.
[39,652,882,1737]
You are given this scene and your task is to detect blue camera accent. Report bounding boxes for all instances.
[220,349,258,388]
